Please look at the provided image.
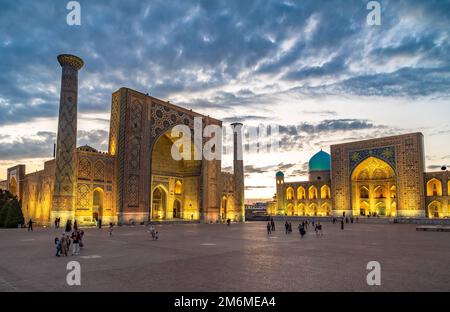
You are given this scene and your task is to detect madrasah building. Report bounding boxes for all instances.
[271,133,450,219]
[0,54,245,226]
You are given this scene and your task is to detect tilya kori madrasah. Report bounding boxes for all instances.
[271,135,449,219]
[0,54,245,226]
[1,54,449,226]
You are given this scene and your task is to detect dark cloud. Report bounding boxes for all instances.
[77,129,109,151]
[0,131,55,160]
[0,129,109,159]
[276,118,382,151]
[427,165,447,171]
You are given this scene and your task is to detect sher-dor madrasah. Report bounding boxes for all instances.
[1,54,449,225]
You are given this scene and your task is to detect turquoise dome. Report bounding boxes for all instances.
[308,150,331,172]
[276,171,284,177]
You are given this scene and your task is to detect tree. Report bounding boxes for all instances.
[0,190,19,227]
[3,199,24,228]
[0,203,8,227]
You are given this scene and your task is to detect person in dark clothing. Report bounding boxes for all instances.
[288,222,292,233]
[267,222,272,235]
[285,221,289,234]
[341,219,344,230]
[270,218,275,231]
[27,219,34,232]
[65,220,72,233]
[98,218,102,229]
[298,223,306,238]
[55,237,61,257]
[74,220,78,231]
[317,222,323,236]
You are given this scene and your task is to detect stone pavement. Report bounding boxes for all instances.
[0,221,449,291]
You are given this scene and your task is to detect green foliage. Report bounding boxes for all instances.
[0,190,24,228]
[4,199,24,228]
[0,203,8,227]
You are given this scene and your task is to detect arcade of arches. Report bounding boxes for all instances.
[351,157,397,217]
[425,178,450,218]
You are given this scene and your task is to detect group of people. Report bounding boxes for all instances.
[267,219,324,238]
[54,217,62,228]
[55,228,84,257]
[284,221,293,234]
[266,218,276,234]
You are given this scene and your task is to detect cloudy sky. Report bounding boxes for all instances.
[1,0,449,199]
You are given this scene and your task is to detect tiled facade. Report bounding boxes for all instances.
[275,133,449,219]
[0,55,245,226]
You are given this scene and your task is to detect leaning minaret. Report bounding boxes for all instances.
[51,54,84,225]
[231,123,245,221]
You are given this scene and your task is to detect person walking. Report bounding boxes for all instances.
[98,218,102,229]
[267,222,272,235]
[60,233,67,257]
[65,234,71,255]
[298,223,306,238]
[74,220,78,231]
[270,218,275,231]
[341,219,344,230]
[65,220,72,233]
[109,222,114,236]
[317,222,323,236]
[54,218,58,229]
[27,219,34,232]
[71,231,80,256]
[78,229,84,248]
[55,237,61,257]
[285,221,289,234]
[149,225,156,240]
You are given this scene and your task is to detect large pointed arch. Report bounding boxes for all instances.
[351,157,397,217]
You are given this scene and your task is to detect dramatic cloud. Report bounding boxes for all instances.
[0,129,109,160]
[0,132,55,160]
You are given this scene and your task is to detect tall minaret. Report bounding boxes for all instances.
[231,123,245,221]
[51,54,84,225]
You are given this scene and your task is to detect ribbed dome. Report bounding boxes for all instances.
[308,150,331,172]
[275,171,284,177]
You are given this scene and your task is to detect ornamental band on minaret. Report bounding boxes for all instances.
[51,54,84,224]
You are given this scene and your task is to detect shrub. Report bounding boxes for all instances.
[0,203,8,227]
[4,199,24,228]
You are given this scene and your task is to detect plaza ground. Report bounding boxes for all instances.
[0,221,449,291]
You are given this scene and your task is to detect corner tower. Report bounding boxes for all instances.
[51,54,84,225]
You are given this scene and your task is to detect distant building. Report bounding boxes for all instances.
[245,202,269,219]
[275,133,449,219]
